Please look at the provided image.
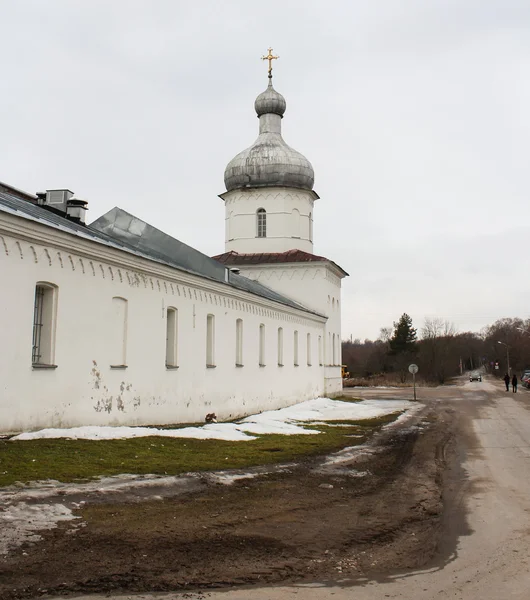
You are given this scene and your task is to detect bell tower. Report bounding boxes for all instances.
[220,49,318,254]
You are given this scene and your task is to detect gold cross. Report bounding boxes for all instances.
[261,47,279,77]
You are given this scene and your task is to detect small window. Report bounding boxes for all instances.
[307,333,312,366]
[206,314,215,367]
[294,330,299,366]
[277,327,284,366]
[166,307,178,367]
[32,283,58,366]
[111,297,128,367]
[291,209,300,238]
[318,335,323,366]
[257,208,267,238]
[236,318,243,366]
[259,323,266,366]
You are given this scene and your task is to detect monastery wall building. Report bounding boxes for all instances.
[0,64,346,434]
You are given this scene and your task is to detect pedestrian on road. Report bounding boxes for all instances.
[504,373,510,391]
[512,374,518,393]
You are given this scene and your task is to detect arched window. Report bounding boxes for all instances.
[236,318,243,366]
[256,208,267,238]
[277,327,284,366]
[165,307,178,368]
[259,323,266,366]
[291,209,300,238]
[32,282,58,366]
[206,314,215,367]
[111,297,128,368]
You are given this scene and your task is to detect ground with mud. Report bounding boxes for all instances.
[0,394,457,600]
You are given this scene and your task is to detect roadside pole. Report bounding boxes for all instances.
[409,363,419,401]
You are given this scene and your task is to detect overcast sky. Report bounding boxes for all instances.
[2,0,529,340]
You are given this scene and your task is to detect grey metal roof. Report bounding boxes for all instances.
[224,81,315,192]
[0,190,322,317]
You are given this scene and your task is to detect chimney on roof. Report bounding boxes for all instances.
[66,198,88,225]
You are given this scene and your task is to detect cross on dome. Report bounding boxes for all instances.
[223,49,315,192]
[261,47,279,78]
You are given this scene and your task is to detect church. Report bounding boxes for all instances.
[0,55,347,433]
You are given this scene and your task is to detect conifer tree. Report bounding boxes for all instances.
[388,313,418,383]
[389,313,418,355]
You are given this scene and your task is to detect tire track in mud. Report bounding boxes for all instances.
[0,407,456,599]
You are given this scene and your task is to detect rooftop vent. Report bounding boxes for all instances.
[66,198,88,225]
[45,189,74,213]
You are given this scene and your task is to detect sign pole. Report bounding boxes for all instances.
[408,364,419,401]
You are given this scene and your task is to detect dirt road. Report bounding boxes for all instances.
[3,378,530,599]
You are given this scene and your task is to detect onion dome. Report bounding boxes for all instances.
[224,80,315,192]
[254,83,286,117]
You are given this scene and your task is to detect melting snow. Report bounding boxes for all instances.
[11,397,416,442]
[0,502,79,556]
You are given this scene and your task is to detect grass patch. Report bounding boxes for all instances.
[0,413,400,487]
[327,395,364,403]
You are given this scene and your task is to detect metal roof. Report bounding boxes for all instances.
[213,249,349,277]
[0,190,322,317]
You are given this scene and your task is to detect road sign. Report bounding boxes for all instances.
[408,364,418,401]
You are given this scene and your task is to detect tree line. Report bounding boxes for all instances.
[342,314,530,384]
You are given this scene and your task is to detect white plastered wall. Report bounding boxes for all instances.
[0,218,327,434]
[222,187,317,254]
[234,262,344,394]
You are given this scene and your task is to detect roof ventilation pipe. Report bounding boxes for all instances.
[66,198,88,225]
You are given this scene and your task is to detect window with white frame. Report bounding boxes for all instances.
[31,283,57,366]
[111,297,128,368]
[166,307,178,367]
[277,327,284,366]
[307,333,312,366]
[206,314,215,367]
[236,318,243,366]
[259,323,266,366]
[257,208,267,238]
[294,330,299,366]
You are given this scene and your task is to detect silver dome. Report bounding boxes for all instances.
[224,81,314,192]
[254,84,286,117]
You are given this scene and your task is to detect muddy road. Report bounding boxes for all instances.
[3,378,529,599]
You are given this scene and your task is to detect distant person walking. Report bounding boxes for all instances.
[512,374,518,393]
[504,373,510,391]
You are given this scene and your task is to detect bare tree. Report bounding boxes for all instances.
[420,318,458,383]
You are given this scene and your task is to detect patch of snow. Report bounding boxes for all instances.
[206,471,260,485]
[0,502,78,556]
[11,397,417,442]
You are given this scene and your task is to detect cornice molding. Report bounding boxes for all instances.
[0,213,326,324]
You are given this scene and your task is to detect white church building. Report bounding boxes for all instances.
[0,68,347,434]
